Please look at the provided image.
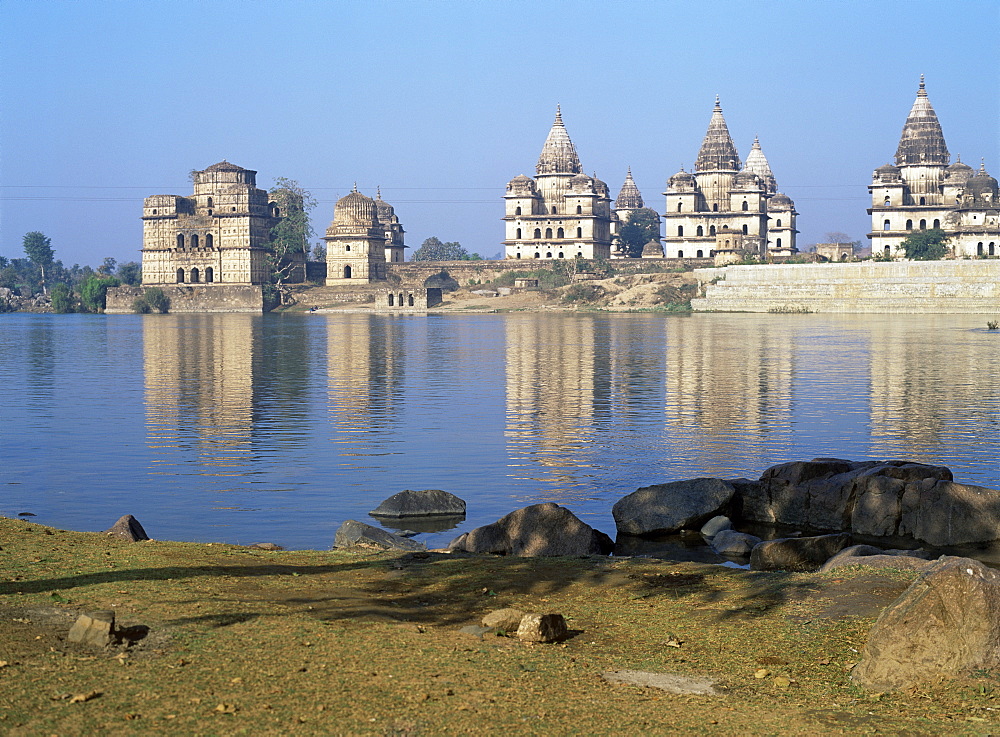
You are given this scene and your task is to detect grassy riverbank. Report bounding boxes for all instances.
[1,517,996,735]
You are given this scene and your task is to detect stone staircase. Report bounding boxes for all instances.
[691,260,1000,314]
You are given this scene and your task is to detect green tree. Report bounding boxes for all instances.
[311,242,326,262]
[615,209,661,258]
[98,257,117,275]
[117,261,142,285]
[901,228,949,260]
[412,237,480,261]
[49,282,75,313]
[79,275,119,312]
[268,178,316,284]
[22,231,54,294]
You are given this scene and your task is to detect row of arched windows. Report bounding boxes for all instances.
[676,250,706,258]
[904,219,941,230]
[387,293,416,307]
[977,242,996,256]
[513,205,586,216]
[515,227,583,239]
[176,234,214,249]
[513,252,584,259]
[176,267,214,283]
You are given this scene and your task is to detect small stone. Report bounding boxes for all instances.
[516,613,568,643]
[104,515,149,542]
[68,611,116,647]
[482,608,525,632]
[700,515,732,538]
[458,625,491,640]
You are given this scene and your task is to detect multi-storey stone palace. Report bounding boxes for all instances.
[869,77,999,259]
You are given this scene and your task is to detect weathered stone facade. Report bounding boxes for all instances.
[141,161,279,286]
[503,108,615,261]
[662,99,797,260]
[375,188,407,264]
[375,288,442,310]
[106,284,266,313]
[324,188,388,285]
[869,77,999,259]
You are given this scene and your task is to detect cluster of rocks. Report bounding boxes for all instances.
[466,608,568,644]
[0,287,49,312]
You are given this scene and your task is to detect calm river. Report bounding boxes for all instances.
[2,312,998,550]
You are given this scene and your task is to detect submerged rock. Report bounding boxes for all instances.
[612,479,736,537]
[448,503,612,557]
[700,515,732,538]
[333,520,425,552]
[749,533,852,572]
[710,529,761,556]
[370,489,467,518]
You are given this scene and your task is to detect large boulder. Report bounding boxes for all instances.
[370,489,466,518]
[735,458,1000,547]
[448,503,612,557]
[749,533,852,572]
[334,520,426,552]
[853,557,1000,691]
[104,515,149,542]
[612,479,736,537]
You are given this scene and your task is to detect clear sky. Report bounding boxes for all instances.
[2,0,998,267]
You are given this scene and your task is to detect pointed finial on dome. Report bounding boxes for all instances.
[918,74,927,97]
[956,153,962,163]
[555,104,563,124]
[352,182,358,193]
[376,185,382,199]
[714,94,722,111]
[981,158,987,173]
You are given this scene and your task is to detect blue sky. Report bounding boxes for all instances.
[2,0,998,266]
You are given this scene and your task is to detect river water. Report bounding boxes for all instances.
[2,312,998,550]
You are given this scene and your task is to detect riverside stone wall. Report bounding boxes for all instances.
[692,260,1000,314]
[106,285,266,313]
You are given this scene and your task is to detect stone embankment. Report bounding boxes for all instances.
[692,260,1000,313]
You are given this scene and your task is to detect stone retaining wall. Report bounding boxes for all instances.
[692,260,1000,314]
[106,285,266,313]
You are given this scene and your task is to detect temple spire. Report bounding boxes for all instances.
[695,96,741,172]
[895,76,949,166]
[536,105,582,175]
[742,136,777,194]
[615,167,644,210]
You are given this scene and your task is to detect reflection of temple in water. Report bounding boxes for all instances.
[326,314,404,434]
[664,317,793,433]
[144,315,257,463]
[868,319,1000,453]
[504,315,604,475]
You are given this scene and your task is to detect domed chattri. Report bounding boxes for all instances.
[333,186,379,229]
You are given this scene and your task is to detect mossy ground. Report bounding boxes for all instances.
[1,517,997,735]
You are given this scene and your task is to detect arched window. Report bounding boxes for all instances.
[677,202,683,212]
[990,243,996,256]
[344,265,352,278]
[207,197,213,208]
[906,219,913,230]
[191,234,199,248]
[776,219,782,227]
[399,293,404,306]
[558,252,564,258]
[883,219,891,231]
[516,253,521,259]
[576,227,582,238]
[176,268,184,283]
[742,224,748,235]
[884,245,891,256]
[678,250,684,258]
[516,228,522,239]
[205,267,214,283]
[408,294,414,307]
[696,250,704,258]
[515,206,522,215]
[696,226,704,236]
[550,207,557,215]
[678,226,684,236]
[725,240,730,247]
[576,205,582,214]
[177,234,185,248]
[533,228,541,239]
[388,294,394,306]
[919,219,927,230]
[712,203,718,212]
[346,245,351,251]
[546,252,552,258]
[776,238,782,248]
[709,226,716,236]
[190,268,200,283]
[722,224,729,231]
[742,201,748,211]
[884,196,891,206]
[920,197,926,205]
[205,234,213,248]
[545,228,552,239]
[556,227,564,238]
[576,252,583,258]
[532,252,540,258]
[933,219,940,229]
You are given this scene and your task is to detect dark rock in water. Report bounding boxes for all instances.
[853,557,1000,691]
[334,520,426,552]
[612,478,736,537]
[68,611,115,647]
[370,489,466,518]
[700,515,732,538]
[104,515,149,542]
[448,503,613,557]
[710,529,761,556]
[734,458,998,548]
[17,512,36,517]
[749,533,852,572]
[516,613,568,643]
